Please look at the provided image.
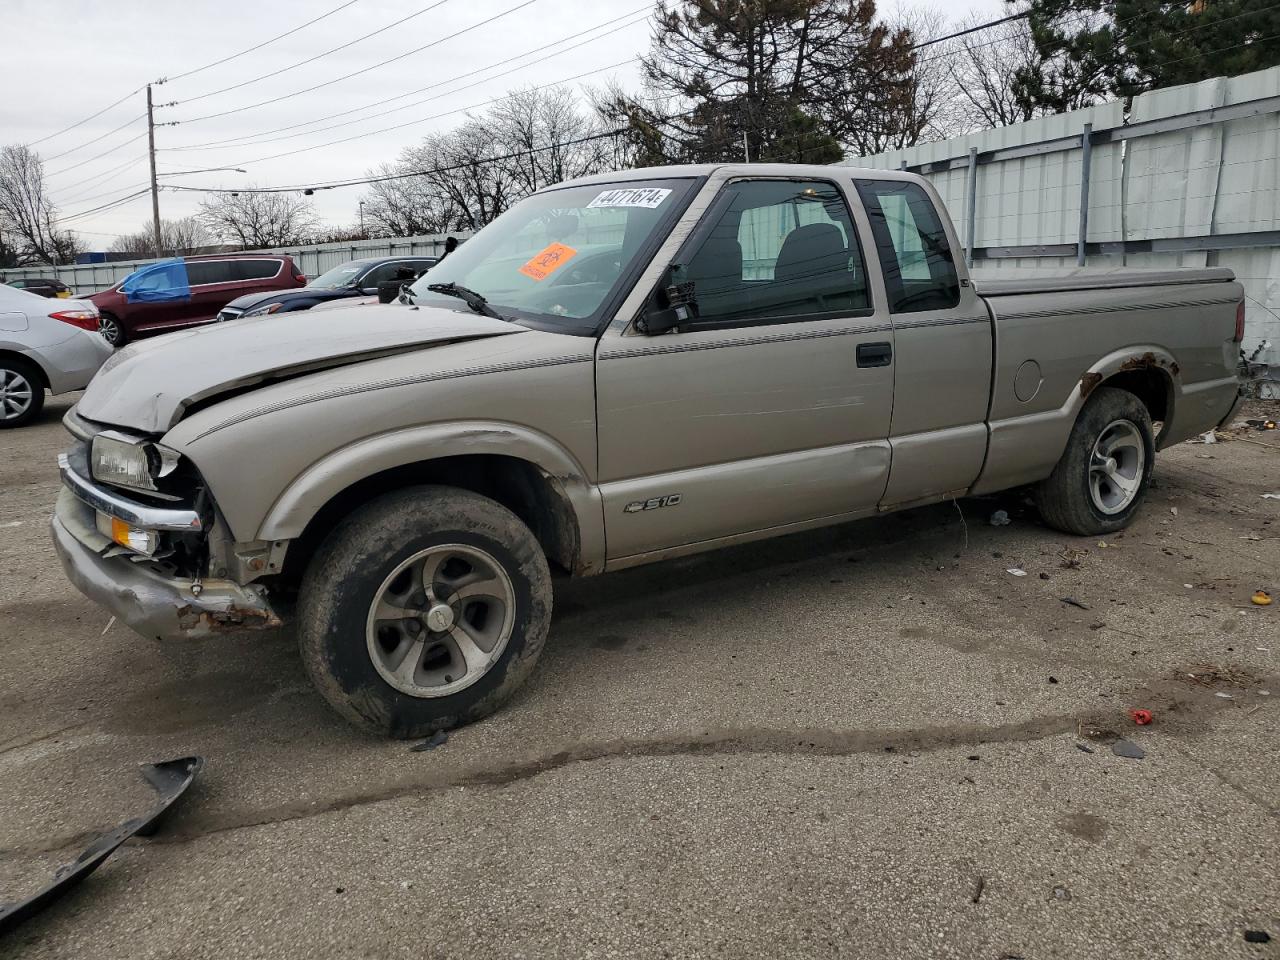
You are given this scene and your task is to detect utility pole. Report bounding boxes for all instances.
[146,84,162,256]
[742,130,750,163]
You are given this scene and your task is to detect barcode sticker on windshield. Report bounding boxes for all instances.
[587,187,672,210]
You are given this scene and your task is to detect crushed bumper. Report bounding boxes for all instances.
[51,491,283,641]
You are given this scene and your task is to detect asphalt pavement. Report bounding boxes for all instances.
[1,394,1278,959]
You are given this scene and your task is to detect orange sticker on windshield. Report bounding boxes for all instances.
[519,242,577,281]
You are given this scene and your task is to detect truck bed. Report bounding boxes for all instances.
[971,266,1235,298]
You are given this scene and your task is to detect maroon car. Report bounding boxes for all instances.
[88,254,306,346]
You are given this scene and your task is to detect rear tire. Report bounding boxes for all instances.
[0,356,45,429]
[298,486,552,738]
[98,312,125,347]
[1037,386,1154,536]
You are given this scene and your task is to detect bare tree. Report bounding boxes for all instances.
[948,11,1046,130]
[110,216,213,257]
[0,144,78,264]
[197,189,319,248]
[491,86,614,194]
[359,86,611,236]
[870,4,964,150]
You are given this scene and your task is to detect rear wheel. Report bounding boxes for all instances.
[298,486,552,738]
[1037,386,1154,535]
[0,357,44,429]
[98,312,125,347]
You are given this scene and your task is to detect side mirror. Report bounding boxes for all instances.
[637,271,698,336]
[377,279,405,303]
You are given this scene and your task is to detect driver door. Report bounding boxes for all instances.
[595,176,896,565]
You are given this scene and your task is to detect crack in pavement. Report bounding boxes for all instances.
[149,710,1104,845]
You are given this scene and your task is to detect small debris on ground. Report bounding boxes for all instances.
[101,615,116,636]
[1215,692,1235,700]
[1170,506,1179,516]
[1051,886,1072,901]
[1060,547,1087,569]
[989,510,1011,526]
[1252,590,1273,606]
[1191,430,1218,444]
[1111,739,1145,759]
[410,730,449,752]
[1007,567,1027,577]
[1062,597,1090,610]
[1075,742,1095,754]
[1244,930,1272,944]
[970,876,985,904]
[1262,493,1280,500]
[1129,709,1153,725]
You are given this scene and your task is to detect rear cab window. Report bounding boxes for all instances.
[854,180,960,314]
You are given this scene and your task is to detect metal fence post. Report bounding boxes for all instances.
[1077,122,1093,267]
[965,147,978,267]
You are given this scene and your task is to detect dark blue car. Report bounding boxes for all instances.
[215,256,437,322]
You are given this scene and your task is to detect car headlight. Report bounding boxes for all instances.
[242,302,285,318]
[91,433,181,494]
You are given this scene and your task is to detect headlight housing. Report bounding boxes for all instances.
[242,302,285,318]
[91,433,181,494]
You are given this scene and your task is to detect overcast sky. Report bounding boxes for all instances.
[2,0,1004,247]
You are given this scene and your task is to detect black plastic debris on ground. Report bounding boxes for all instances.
[1244,930,1272,944]
[1111,739,1146,760]
[410,730,449,752]
[0,756,203,935]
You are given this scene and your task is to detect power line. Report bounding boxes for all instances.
[912,10,1030,51]
[59,188,153,223]
[42,113,146,163]
[25,86,144,148]
[162,5,652,151]
[186,56,639,172]
[163,11,653,153]
[46,130,149,178]
[160,0,362,85]
[169,0,541,125]
[164,126,629,195]
[53,153,148,197]
[168,0,452,107]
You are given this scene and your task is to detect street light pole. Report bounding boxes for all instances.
[359,201,366,239]
[146,84,162,256]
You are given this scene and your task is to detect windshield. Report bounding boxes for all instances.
[406,178,697,334]
[308,262,368,290]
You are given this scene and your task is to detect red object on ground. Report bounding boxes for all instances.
[1129,709,1153,725]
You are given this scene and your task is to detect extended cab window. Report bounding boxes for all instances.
[676,179,869,328]
[230,259,282,281]
[186,261,234,286]
[855,180,960,313]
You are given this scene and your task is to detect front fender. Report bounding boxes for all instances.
[256,419,605,571]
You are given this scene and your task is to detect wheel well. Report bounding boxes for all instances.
[280,454,581,584]
[0,350,48,388]
[1098,367,1171,434]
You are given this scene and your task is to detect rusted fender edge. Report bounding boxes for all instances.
[1079,347,1181,400]
[0,757,204,936]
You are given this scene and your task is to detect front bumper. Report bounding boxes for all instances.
[51,484,283,642]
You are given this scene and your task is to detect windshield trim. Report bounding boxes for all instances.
[410,175,705,338]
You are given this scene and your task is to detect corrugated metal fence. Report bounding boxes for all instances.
[840,65,1280,395]
[1,233,468,295]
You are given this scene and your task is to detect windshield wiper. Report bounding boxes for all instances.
[426,282,504,320]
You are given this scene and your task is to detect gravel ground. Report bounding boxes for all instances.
[1,394,1277,959]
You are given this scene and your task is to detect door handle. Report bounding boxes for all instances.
[856,341,893,368]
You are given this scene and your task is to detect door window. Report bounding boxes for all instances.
[854,181,960,313]
[676,180,870,328]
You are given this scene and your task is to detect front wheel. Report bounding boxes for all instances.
[1037,386,1155,536]
[297,486,552,738]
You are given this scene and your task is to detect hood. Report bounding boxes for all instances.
[224,287,351,312]
[77,302,525,433]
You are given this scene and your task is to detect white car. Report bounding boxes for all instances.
[0,283,112,428]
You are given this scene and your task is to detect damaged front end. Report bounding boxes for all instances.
[51,410,283,641]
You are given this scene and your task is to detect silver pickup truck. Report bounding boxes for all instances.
[52,163,1250,737]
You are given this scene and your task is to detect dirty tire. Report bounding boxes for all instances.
[1037,386,1154,536]
[0,355,45,429]
[298,486,552,738]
